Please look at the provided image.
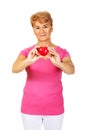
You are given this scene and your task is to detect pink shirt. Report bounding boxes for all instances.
[20,45,70,115]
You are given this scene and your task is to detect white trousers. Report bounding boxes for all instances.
[22,113,64,130]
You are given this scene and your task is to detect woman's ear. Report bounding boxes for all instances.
[51,27,53,32]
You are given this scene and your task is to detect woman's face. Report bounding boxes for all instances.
[33,21,53,42]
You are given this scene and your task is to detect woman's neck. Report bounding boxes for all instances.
[37,41,52,47]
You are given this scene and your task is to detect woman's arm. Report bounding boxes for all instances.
[12,55,32,73]
[12,47,42,73]
[56,56,75,74]
[47,47,75,74]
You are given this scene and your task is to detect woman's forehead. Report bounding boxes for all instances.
[33,21,50,26]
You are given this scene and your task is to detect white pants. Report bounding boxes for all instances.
[22,113,64,130]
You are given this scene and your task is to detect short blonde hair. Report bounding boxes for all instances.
[30,11,53,27]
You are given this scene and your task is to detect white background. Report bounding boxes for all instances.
[0,0,87,130]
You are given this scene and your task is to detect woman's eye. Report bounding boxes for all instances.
[43,26,48,28]
[36,27,40,29]
[34,26,40,29]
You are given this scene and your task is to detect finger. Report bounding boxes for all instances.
[35,45,40,50]
[45,54,52,59]
[49,51,55,56]
[29,49,36,57]
[48,47,55,51]
[34,46,41,55]
[36,55,43,60]
[49,49,58,56]
[30,48,35,53]
[35,48,39,55]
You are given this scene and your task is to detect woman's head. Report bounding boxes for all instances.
[30,11,53,27]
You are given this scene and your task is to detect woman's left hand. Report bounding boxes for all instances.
[47,47,61,66]
[47,47,75,74]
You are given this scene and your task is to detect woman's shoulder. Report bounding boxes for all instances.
[21,45,35,51]
[55,45,64,51]
[19,44,35,57]
[56,45,68,52]
[56,45,70,58]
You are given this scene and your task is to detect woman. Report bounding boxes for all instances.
[12,11,75,130]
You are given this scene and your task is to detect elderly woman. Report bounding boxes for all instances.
[12,11,75,130]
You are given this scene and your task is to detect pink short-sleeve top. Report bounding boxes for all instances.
[19,45,70,115]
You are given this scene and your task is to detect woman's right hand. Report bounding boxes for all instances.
[27,47,42,64]
[12,46,42,73]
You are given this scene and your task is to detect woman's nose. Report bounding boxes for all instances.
[39,28,44,33]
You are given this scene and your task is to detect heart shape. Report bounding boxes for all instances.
[37,47,49,56]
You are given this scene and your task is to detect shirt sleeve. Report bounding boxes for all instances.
[19,45,35,58]
[56,46,71,60]
[19,46,34,58]
[61,49,70,59]
[19,48,29,58]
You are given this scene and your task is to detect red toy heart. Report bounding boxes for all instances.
[37,47,49,56]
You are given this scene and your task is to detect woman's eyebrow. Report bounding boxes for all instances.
[43,23,49,26]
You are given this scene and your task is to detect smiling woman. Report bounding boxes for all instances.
[30,11,53,44]
[33,21,52,43]
[12,11,75,130]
